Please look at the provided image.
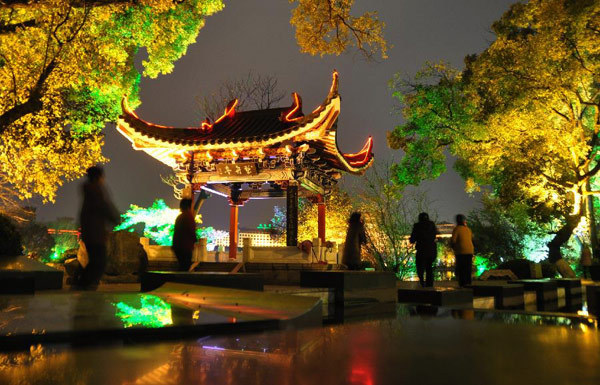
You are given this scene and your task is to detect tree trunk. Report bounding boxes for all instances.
[587,191,599,258]
[0,59,55,133]
[547,213,581,277]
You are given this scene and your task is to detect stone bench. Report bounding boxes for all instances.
[555,278,582,311]
[300,271,397,320]
[509,279,558,311]
[141,271,264,292]
[0,270,35,294]
[397,286,473,307]
[0,256,63,291]
[301,271,397,303]
[467,281,524,309]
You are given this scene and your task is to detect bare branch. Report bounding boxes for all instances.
[197,71,286,121]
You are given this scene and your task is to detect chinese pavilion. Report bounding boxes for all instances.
[117,71,374,259]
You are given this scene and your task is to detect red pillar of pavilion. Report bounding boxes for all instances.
[229,204,239,260]
[317,194,326,242]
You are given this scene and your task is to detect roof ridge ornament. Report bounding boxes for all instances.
[329,70,339,98]
[200,99,239,131]
[282,92,303,122]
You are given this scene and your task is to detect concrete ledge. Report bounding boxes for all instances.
[0,256,63,291]
[397,287,473,307]
[467,282,524,309]
[0,270,35,294]
[141,271,264,292]
[300,271,396,291]
[300,271,397,310]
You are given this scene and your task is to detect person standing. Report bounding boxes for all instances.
[342,212,367,270]
[172,198,197,271]
[451,214,474,287]
[78,166,119,290]
[410,212,439,287]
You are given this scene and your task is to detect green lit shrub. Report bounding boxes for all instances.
[115,199,218,247]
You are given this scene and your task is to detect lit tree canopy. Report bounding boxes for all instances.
[290,0,387,60]
[298,187,353,244]
[268,186,353,245]
[389,0,600,270]
[0,0,224,201]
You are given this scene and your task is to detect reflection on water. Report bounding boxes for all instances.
[112,294,173,328]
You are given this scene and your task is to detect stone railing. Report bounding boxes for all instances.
[140,237,341,265]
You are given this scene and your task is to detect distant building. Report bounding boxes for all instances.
[212,228,285,249]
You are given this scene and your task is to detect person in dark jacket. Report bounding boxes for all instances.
[172,198,197,271]
[409,212,439,287]
[78,166,119,289]
[342,212,367,270]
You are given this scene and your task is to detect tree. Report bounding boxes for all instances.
[197,71,287,121]
[0,0,224,201]
[389,0,600,276]
[298,186,353,244]
[353,159,433,279]
[19,220,56,261]
[268,186,353,245]
[468,194,543,267]
[46,216,79,261]
[290,0,387,60]
[0,173,31,222]
[0,213,22,256]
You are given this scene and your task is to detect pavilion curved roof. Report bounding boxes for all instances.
[117,71,374,175]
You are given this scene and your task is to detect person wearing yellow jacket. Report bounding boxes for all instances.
[451,214,474,287]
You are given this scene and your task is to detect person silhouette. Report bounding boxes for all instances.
[410,212,439,287]
[342,212,367,271]
[451,214,474,287]
[172,198,197,271]
[78,166,119,290]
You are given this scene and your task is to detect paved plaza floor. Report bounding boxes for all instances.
[0,309,598,385]
[1,278,599,384]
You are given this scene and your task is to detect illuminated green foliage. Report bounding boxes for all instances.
[468,195,542,266]
[47,217,79,262]
[112,294,173,328]
[114,199,216,246]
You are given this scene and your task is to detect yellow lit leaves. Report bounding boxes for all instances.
[290,0,387,60]
[298,188,353,244]
[0,1,224,202]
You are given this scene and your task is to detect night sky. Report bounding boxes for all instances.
[34,0,515,230]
